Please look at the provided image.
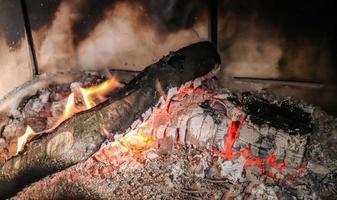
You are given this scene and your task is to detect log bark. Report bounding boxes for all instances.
[0,41,220,198]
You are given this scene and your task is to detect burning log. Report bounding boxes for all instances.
[10,86,234,199]
[14,83,327,199]
[0,41,221,198]
[13,86,317,199]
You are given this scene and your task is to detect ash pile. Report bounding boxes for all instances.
[102,86,337,200]
[11,81,337,199]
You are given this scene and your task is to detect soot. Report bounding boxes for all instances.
[230,92,313,135]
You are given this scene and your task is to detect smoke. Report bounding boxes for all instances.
[141,0,209,32]
[77,2,207,70]
[33,0,208,72]
[34,2,79,71]
[70,0,117,45]
[70,0,208,45]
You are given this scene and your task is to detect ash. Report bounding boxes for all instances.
[90,146,271,200]
[2,77,337,199]
[111,85,337,199]
[88,83,336,199]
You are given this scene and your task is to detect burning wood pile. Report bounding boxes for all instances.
[0,42,337,199]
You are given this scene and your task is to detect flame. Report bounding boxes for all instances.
[86,78,121,96]
[80,88,94,109]
[61,76,122,120]
[14,77,122,156]
[63,93,76,118]
[16,126,36,155]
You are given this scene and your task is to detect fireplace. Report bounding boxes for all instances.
[0,1,337,199]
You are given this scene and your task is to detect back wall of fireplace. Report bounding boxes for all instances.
[0,0,336,115]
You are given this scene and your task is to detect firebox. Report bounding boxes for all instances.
[0,0,337,199]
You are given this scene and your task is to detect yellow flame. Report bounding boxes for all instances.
[80,88,95,109]
[16,125,36,155]
[64,93,76,118]
[62,77,122,119]
[86,77,121,96]
[15,77,122,155]
[119,134,154,152]
[79,77,122,110]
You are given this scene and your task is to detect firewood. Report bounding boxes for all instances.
[0,41,221,198]
[11,88,317,200]
[13,82,334,200]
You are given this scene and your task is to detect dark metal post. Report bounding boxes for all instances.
[209,0,218,47]
[20,0,39,75]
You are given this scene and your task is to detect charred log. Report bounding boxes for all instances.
[0,41,221,198]
[13,87,318,200]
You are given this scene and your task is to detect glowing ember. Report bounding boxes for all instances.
[179,87,195,96]
[245,158,264,167]
[16,126,36,155]
[92,134,154,174]
[267,153,286,171]
[223,120,241,159]
[296,167,305,176]
[212,119,288,176]
[119,134,154,154]
[241,145,251,158]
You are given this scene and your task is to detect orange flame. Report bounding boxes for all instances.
[16,125,36,155]
[15,77,122,155]
[61,76,122,121]
[85,78,122,97]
